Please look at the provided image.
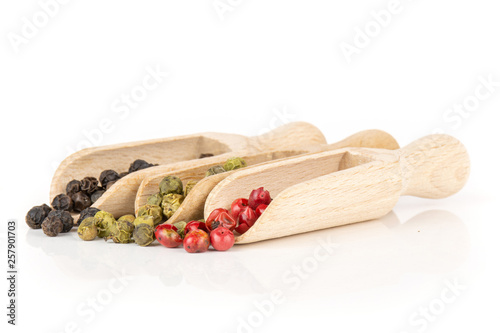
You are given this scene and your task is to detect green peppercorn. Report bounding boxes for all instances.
[205,165,226,177]
[106,219,135,244]
[146,193,163,206]
[161,193,184,219]
[133,223,155,246]
[94,211,115,238]
[117,214,135,224]
[133,215,155,228]
[137,204,163,226]
[184,180,197,197]
[223,157,247,171]
[172,221,187,238]
[77,217,98,241]
[159,176,183,195]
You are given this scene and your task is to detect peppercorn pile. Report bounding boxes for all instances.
[25,155,267,253]
[72,156,249,247]
[25,159,156,237]
[155,186,273,253]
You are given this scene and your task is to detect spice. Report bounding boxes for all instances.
[223,157,247,171]
[199,153,214,158]
[42,216,63,237]
[76,207,100,226]
[94,211,115,238]
[248,187,271,210]
[25,204,52,229]
[137,204,163,226]
[185,220,209,234]
[71,191,92,212]
[90,190,105,203]
[77,217,98,241]
[161,193,184,219]
[210,226,234,251]
[133,223,155,246]
[66,179,81,195]
[129,159,155,173]
[47,210,74,233]
[183,229,210,253]
[230,198,248,220]
[234,206,257,234]
[81,177,99,194]
[106,219,135,243]
[51,193,73,211]
[133,215,155,228]
[146,193,163,206]
[99,170,120,188]
[117,214,135,224]
[118,171,129,178]
[205,165,226,177]
[184,180,197,197]
[159,176,183,195]
[205,209,236,231]
[105,180,116,190]
[172,221,187,238]
[155,224,182,248]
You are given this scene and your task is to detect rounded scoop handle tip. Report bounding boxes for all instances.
[399,134,470,198]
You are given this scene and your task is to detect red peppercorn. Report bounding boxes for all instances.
[248,187,271,210]
[255,204,268,217]
[230,198,248,220]
[235,206,257,234]
[206,210,236,232]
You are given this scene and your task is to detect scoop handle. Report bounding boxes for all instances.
[248,122,327,152]
[327,129,399,150]
[399,134,470,198]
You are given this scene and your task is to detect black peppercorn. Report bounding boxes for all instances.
[66,179,81,195]
[81,177,99,194]
[47,210,74,233]
[77,207,100,226]
[51,193,73,211]
[25,204,51,229]
[71,191,92,212]
[99,170,120,187]
[90,190,105,203]
[105,180,116,190]
[199,153,214,158]
[128,159,155,173]
[42,216,63,237]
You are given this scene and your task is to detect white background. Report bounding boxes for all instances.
[1,0,499,332]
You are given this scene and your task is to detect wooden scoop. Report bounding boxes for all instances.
[49,122,326,201]
[204,134,470,244]
[134,129,400,223]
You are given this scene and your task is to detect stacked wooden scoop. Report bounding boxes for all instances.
[25,122,470,251]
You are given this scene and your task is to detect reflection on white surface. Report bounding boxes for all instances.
[24,209,470,297]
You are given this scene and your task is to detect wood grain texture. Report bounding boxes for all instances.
[134,150,303,215]
[49,122,326,201]
[93,152,297,217]
[204,134,470,244]
[134,129,400,223]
